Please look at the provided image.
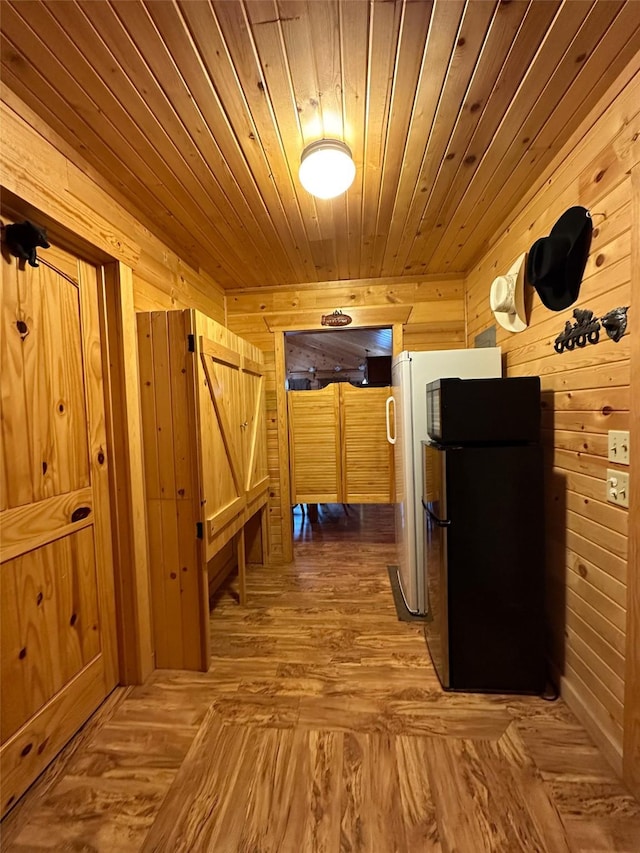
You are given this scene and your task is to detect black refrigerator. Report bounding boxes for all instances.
[422,376,545,694]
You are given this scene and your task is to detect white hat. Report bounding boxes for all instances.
[490,253,527,333]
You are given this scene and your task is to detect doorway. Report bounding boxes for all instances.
[284,327,395,542]
[284,327,392,389]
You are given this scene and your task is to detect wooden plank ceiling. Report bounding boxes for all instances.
[1,0,639,289]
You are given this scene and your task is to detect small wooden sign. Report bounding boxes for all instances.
[321,309,352,327]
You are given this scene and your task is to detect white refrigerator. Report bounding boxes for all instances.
[386,348,502,614]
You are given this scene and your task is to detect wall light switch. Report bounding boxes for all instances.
[608,430,630,465]
[607,469,629,508]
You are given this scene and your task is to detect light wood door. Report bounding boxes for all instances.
[241,356,269,503]
[288,384,393,505]
[288,384,342,504]
[341,385,394,503]
[0,246,118,816]
[197,333,246,561]
[137,310,269,671]
[137,311,205,671]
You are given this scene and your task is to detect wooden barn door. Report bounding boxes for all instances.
[197,335,246,553]
[0,246,117,816]
[241,356,269,503]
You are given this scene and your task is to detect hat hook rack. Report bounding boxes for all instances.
[553,305,629,353]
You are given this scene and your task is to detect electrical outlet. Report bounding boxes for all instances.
[606,469,629,508]
[608,430,630,465]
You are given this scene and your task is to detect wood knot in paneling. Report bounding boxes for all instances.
[70,506,91,523]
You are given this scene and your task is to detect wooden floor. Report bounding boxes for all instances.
[3,504,640,852]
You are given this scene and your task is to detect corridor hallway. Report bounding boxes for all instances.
[3,505,640,851]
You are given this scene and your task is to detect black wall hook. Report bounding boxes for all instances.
[600,306,628,343]
[4,220,50,267]
[554,306,629,353]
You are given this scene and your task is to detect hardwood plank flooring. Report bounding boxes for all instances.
[3,504,639,851]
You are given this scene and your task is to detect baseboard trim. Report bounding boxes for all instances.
[558,672,623,778]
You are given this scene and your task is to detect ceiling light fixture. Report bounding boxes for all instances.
[299,139,356,199]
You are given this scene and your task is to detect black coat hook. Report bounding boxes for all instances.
[4,220,50,267]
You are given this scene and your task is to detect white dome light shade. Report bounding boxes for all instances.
[299,140,356,199]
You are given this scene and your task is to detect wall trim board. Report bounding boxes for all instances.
[262,305,413,332]
[226,271,463,296]
[274,331,293,565]
[100,263,154,685]
[1,187,116,266]
[623,163,640,799]
[559,671,623,779]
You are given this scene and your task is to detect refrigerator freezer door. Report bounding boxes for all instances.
[444,445,545,693]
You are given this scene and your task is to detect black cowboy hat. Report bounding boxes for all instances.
[526,206,593,311]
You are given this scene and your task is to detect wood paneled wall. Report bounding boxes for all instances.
[1,90,225,323]
[226,276,465,562]
[465,67,639,776]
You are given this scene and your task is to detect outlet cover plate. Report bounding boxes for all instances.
[607,469,629,508]
[608,430,630,465]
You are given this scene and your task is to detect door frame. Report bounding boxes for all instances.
[1,195,153,686]
[274,319,404,563]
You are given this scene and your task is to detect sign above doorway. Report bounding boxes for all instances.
[321,309,353,327]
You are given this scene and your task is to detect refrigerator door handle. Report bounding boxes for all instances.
[386,395,396,445]
[422,499,451,527]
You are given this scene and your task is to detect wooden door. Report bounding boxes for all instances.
[341,385,394,503]
[288,384,393,505]
[241,356,269,504]
[136,310,205,671]
[1,245,117,816]
[288,384,342,504]
[137,310,269,670]
[197,331,246,561]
